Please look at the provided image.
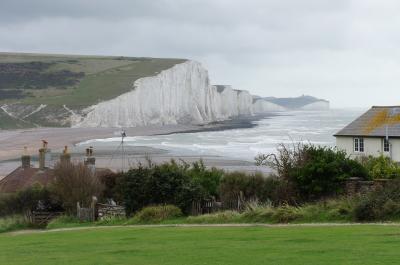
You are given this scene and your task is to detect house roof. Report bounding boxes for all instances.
[0,166,113,193]
[335,106,400,138]
[0,167,55,193]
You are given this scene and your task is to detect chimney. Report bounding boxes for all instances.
[84,146,96,173]
[21,146,31,169]
[60,146,71,164]
[39,140,51,170]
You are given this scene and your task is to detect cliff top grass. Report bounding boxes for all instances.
[1,225,400,264]
[0,52,186,107]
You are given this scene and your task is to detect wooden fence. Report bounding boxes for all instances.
[191,193,247,216]
[97,203,125,220]
[26,211,64,225]
[76,198,126,222]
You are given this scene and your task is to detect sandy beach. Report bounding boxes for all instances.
[0,115,273,178]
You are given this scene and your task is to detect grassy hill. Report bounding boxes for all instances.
[0,52,186,128]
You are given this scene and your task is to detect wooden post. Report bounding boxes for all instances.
[91,196,98,221]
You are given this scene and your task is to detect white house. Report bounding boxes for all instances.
[334,106,400,162]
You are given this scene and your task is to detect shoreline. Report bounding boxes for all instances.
[0,114,277,177]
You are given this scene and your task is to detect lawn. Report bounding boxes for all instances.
[1,225,400,264]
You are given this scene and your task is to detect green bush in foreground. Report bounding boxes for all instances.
[256,143,369,202]
[132,205,183,223]
[116,161,207,216]
[354,180,400,221]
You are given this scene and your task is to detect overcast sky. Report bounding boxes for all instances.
[1,0,399,108]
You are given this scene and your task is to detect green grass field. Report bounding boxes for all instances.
[0,52,186,107]
[0,52,186,128]
[1,225,400,264]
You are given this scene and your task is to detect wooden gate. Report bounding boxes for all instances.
[26,211,64,225]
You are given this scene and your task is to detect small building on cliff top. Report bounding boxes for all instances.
[334,106,400,162]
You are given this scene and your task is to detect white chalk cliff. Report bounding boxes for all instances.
[252,98,287,113]
[300,101,330,110]
[72,61,330,128]
[73,61,284,128]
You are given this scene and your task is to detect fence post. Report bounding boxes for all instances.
[91,196,98,221]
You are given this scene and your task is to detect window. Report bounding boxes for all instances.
[383,138,390,152]
[354,138,364,152]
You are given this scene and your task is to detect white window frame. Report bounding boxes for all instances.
[354,137,364,153]
[383,138,390,153]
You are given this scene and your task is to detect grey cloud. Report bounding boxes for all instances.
[0,0,400,107]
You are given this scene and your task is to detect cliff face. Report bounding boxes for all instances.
[300,101,330,110]
[252,98,287,113]
[0,55,330,129]
[74,61,258,128]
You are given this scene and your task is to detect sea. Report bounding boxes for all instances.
[86,109,364,162]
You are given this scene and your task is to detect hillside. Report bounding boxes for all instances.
[0,52,186,128]
[0,52,186,106]
[0,53,329,129]
[264,95,329,110]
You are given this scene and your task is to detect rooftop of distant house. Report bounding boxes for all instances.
[335,106,400,138]
[0,143,112,193]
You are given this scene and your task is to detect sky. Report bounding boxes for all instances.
[0,0,399,108]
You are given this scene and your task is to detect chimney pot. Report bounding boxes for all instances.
[21,146,31,169]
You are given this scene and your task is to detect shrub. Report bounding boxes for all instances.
[256,143,369,202]
[52,162,104,213]
[133,205,182,223]
[0,184,62,217]
[116,161,204,215]
[187,160,223,198]
[241,202,275,222]
[219,172,296,206]
[354,180,400,221]
[98,172,124,201]
[358,155,400,179]
[219,172,268,204]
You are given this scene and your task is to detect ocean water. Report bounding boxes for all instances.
[86,109,363,162]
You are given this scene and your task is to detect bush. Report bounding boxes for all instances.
[256,143,369,202]
[187,160,223,198]
[98,172,124,201]
[52,162,104,213]
[0,184,62,217]
[133,205,182,223]
[354,180,400,221]
[358,155,400,179]
[116,160,214,215]
[219,172,296,206]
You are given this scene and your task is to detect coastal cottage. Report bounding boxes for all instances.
[334,106,400,162]
[0,143,111,193]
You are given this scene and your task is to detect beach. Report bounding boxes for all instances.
[0,115,273,178]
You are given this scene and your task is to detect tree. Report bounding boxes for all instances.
[256,143,369,202]
[52,162,104,213]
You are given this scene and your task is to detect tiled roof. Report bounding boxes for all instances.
[0,166,113,193]
[335,106,400,137]
[0,167,54,193]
